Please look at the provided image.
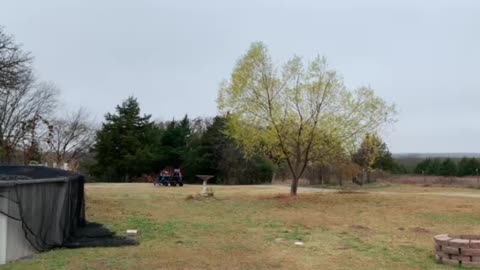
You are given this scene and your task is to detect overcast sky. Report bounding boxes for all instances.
[1,0,479,153]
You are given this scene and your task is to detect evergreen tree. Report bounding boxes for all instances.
[457,157,480,176]
[427,159,442,175]
[91,97,156,181]
[373,141,395,171]
[440,158,457,176]
[183,116,273,184]
[157,115,191,167]
[414,158,432,174]
[183,116,225,177]
[415,158,456,176]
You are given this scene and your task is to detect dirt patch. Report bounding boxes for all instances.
[455,204,473,209]
[410,227,431,234]
[272,194,301,205]
[350,225,372,231]
[337,190,369,195]
[184,194,217,201]
[335,245,353,250]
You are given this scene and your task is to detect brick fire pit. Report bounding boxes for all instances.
[434,234,480,268]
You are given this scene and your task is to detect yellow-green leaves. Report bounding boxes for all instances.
[218,42,396,194]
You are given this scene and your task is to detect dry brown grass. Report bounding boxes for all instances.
[386,175,480,188]
[3,183,480,270]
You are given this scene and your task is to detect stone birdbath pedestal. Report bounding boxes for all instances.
[196,175,214,196]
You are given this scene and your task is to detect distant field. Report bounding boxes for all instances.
[3,183,480,270]
[384,175,480,188]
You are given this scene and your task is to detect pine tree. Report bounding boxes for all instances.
[414,158,432,174]
[158,115,192,167]
[457,157,480,176]
[374,141,395,171]
[440,158,457,176]
[91,97,155,181]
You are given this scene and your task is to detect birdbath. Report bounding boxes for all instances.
[196,175,214,195]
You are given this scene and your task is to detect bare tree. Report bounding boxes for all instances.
[47,108,95,170]
[0,79,58,163]
[0,26,57,164]
[0,26,32,91]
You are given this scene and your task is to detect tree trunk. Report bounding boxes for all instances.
[5,149,13,164]
[290,176,299,195]
[271,171,276,183]
[56,158,63,168]
[361,168,366,185]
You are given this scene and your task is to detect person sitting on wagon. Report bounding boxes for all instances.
[173,168,182,180]
[159,169,170,185]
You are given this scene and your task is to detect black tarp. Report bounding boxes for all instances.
[0,166,137,252]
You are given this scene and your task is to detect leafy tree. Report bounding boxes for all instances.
[91,97,156,181]
[352,133,382,183]
[218,42,396,195]
[352,134,407,178]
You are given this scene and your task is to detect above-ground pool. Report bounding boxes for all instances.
[0,166,85,264]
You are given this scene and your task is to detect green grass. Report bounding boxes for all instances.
[3,183,480,269]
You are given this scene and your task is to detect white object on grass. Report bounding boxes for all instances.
[294,241,305,246]
[126,230,138,236]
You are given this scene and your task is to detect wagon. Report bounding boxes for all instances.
[154,176,183,187]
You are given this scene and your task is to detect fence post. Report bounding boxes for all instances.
[476,168,479,189]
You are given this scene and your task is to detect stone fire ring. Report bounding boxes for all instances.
[434,234,480,268]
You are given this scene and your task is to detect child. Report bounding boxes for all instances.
[173,168,182,180]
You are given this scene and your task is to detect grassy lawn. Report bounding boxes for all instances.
[3,183,480,270]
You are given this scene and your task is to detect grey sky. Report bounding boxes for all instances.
[1,0,479,153]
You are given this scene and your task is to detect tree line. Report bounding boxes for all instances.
[90,96,404,185]
[1,27,401,194]
[89,97,274,184]
[414,157,480,177]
